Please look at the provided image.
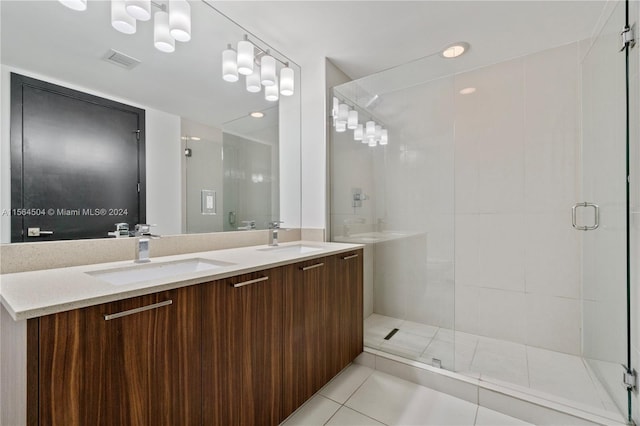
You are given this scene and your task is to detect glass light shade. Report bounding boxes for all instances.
[111,0,136,34]
[169,0,191,42]
[347,110,358,130]
[260,54,277,86]
[354,124,364,141]
[125,0,151,21]
[59,0,87,11]
[368,137,377,147]
[338,104,349,122]
[154,11,175,53]
[237,40,254,75]
[375,125,382,140]
[280,66,295,96]
[265,77,279,101]
[365,121,376,138]
[380,129,389,145]
[335,121,347,132]
[332,97,339,118]
[246,66,261,93]
[222,46,238,82]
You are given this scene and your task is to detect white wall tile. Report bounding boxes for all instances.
[524,212,580,298]
[477,289,526,343]
[525,294,581,355]
[455,285,480,335]
[476,214,525,292]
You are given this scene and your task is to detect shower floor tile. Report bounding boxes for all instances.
[363,314,622,417]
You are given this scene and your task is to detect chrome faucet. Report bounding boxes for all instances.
[268,221,284,246]
[132,224,160,263]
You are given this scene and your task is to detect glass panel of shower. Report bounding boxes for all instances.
[329,3,633,420]
[331,54,457,370]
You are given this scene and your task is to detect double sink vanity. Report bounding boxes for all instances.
[1,240,364,425]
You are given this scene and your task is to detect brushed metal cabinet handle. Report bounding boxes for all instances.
[341,254,359,260]
[104,299,172,321]
[232,276,269,288]
[300,262,324,271]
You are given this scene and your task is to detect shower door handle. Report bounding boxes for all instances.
[572,202,599,231]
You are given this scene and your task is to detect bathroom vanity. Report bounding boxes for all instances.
[0,242,363,425]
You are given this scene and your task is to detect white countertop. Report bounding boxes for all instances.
[0,241,363,321]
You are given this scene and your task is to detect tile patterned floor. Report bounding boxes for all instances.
[281,365,532,426]
[364,314,620,416]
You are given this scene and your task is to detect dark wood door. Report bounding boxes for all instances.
[202,269,283,426]
[282,257,330,418]
[10,73,145,242]
[36,286,201,426]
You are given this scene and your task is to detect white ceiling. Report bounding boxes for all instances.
[213,1,608,80]
[2,0,609,129]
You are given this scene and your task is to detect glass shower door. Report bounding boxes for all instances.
[580,0,633,419]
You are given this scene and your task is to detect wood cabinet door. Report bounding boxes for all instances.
[282,257,330,418]
[202,268,283,426]
[335,250,364,364]
[37,286,202,426]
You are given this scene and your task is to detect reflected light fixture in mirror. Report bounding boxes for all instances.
[222,35,295,98]
[250,111,265,118]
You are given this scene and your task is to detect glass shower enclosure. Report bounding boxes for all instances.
[329,1,635,422]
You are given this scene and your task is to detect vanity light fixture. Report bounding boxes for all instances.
[365,121,376,138]
[265,77,279,102]
[125,0,151,21]
[246,66,262,93]
[169,0,191,42]
[153,10,175,53]
[336,103,349,128]
[111,0,136,34]
[61,0,192,53]
[222,44,239,82]
[260,53,277,87]
[336,121,347,133]
[222,35,296,98]
[441,42,470,59]
[280,65,295,97]
[59,0,87,11]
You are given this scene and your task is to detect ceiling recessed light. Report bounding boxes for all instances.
[459,87,476,95]
[442,42,470,59]
[250,111,265,118]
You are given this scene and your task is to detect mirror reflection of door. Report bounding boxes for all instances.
[10,73,145,242]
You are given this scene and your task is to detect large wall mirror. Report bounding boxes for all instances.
[0,0,301,243]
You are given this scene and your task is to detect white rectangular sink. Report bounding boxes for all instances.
[257,244,324,254]
[87,258,234,286]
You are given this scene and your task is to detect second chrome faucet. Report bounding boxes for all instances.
[268,221,284,246]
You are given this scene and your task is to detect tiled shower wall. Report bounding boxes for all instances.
[454,42,582,355]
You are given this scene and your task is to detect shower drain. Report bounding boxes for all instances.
[383,328,399,340]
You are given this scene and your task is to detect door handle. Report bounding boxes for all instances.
[27,227,54,237]
[572,202,599,231]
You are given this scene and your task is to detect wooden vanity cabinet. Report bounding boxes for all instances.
[282,249,364,418]
[25,248,364,425]
[33,285,202,426]
[201,267,284,426]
